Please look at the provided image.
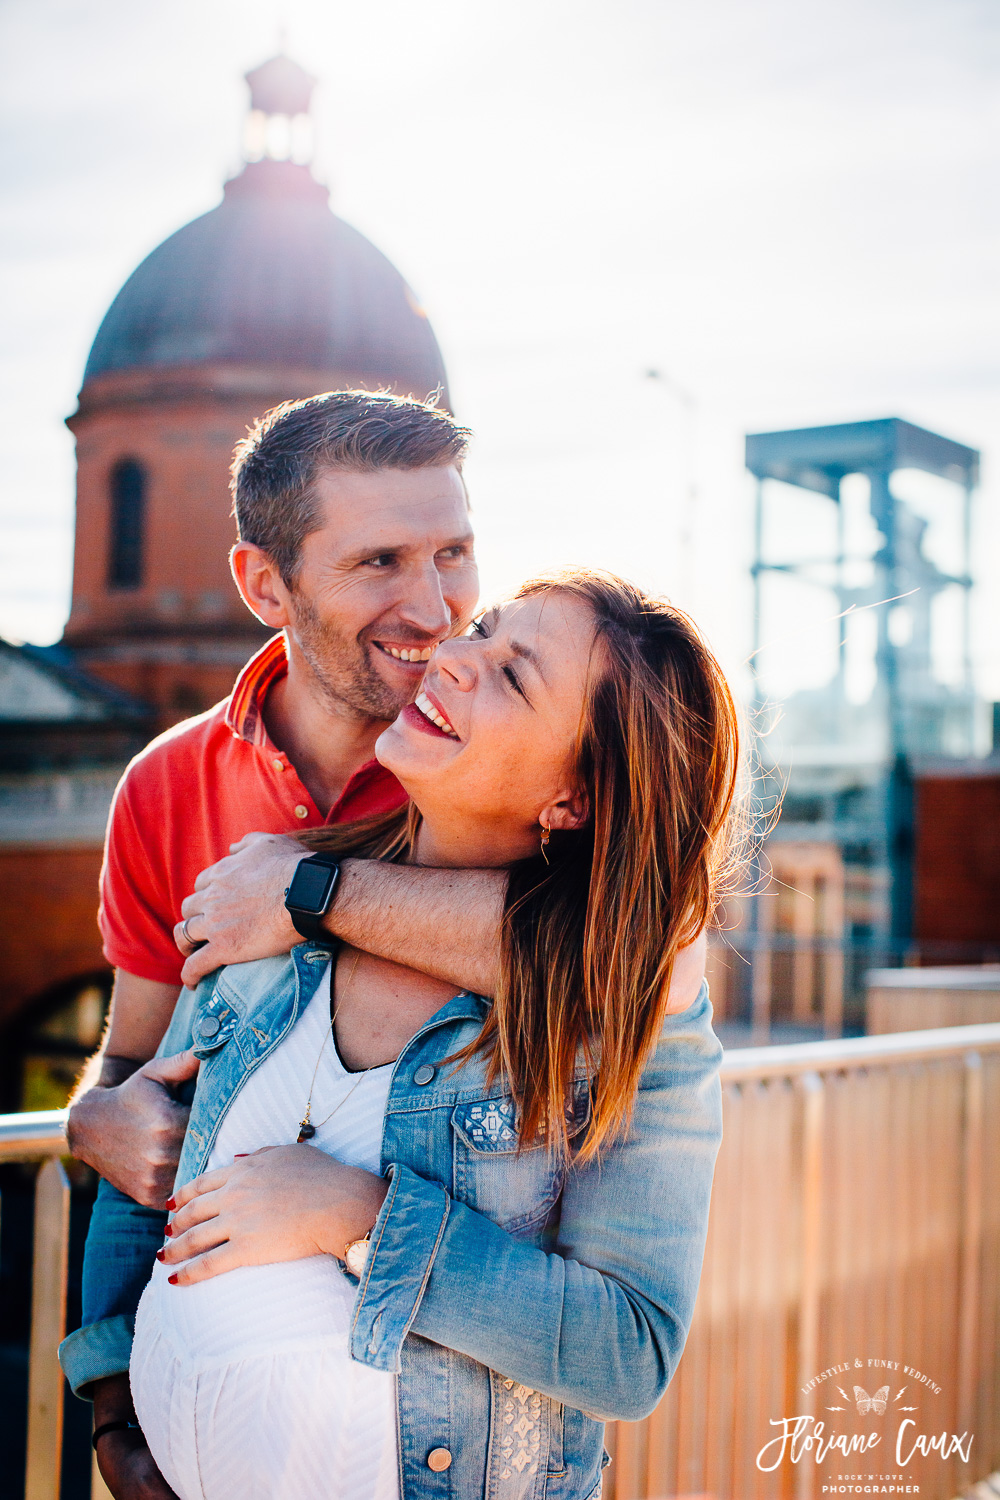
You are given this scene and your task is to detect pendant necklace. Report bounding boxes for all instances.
[297,949,370,1143]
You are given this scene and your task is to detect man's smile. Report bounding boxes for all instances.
[372,640,437,665]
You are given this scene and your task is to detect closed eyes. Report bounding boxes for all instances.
[503,664,527,699]
[471,618,528,700]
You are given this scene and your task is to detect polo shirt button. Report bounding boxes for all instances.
[272,758,284,771]
[426,1448,452,1472]
[294,805,308,818]
[413,1064,436,1086]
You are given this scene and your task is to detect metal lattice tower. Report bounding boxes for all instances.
[745,416,979,947]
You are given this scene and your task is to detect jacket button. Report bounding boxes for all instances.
[426,1448,452,1472]
[413,1064,436,1086]
[196,1015,221,1038]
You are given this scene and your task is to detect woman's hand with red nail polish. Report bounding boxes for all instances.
[157,1145,387,1287]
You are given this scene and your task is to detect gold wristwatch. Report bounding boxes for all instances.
[344,1233,371,1277]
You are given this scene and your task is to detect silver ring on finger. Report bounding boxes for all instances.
[181,916,199,948]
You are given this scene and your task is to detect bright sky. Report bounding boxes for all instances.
[2,0,998,712]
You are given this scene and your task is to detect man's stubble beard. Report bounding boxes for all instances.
[287,590,408,724]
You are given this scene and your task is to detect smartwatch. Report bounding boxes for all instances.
[284,853,341,942]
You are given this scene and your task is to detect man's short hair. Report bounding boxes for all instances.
[231,389,472,586]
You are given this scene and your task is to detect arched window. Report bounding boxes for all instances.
[107,458,147,588]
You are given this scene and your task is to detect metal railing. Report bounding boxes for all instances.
[0,1111,112,1500]
[4,1024,1000,1500]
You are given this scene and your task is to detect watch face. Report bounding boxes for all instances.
[345,1238,370,1277]
[288,860,337,915]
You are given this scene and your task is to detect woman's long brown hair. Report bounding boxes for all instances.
[301,570,741,1161]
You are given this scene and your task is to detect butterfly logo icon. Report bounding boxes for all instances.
[854,1385,889,1416]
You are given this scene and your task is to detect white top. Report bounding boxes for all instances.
[130,963,401,1500]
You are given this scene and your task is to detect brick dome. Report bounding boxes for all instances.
[83,157,448,403]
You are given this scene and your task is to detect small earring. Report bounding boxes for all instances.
[540,824,550,863]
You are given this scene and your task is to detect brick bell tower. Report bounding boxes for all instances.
[62,54,450,731]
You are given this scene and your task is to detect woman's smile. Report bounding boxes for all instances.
[401,691,461,740]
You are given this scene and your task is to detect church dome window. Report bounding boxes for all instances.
[107,458,147,589]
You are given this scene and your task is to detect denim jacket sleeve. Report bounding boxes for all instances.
[350,989,722,1423]
[58,984,203,1398]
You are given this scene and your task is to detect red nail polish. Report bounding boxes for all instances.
[164,1223,174,1237]
[155,1248,165,1261]
[168,1274,178,1285]
[165,1196,176,1210]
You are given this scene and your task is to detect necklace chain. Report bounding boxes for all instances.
[297,949,369,1143]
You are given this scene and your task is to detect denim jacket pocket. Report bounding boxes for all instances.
[450,1084,591,1235]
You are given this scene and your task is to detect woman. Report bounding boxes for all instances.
[73,570,740,1500]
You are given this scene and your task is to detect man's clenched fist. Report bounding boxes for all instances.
[67,1052,199,1208]
[174,831,306,987]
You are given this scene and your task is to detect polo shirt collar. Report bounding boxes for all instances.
[224,634,405,824]
[225,634,289,746]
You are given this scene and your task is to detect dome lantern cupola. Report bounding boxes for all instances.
[243,53,317,166]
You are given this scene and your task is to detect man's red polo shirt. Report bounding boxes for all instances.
[99,635,407,986]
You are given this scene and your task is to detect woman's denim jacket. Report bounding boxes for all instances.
[60,945,723,1500]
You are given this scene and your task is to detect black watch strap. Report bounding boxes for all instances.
[287,908,331,942]
[284,853,341,943]
[93,1420,142,1449]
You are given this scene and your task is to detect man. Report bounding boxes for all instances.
[68,388,482,1496]
[67,387,706,1496]
[68,390,488,1204]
